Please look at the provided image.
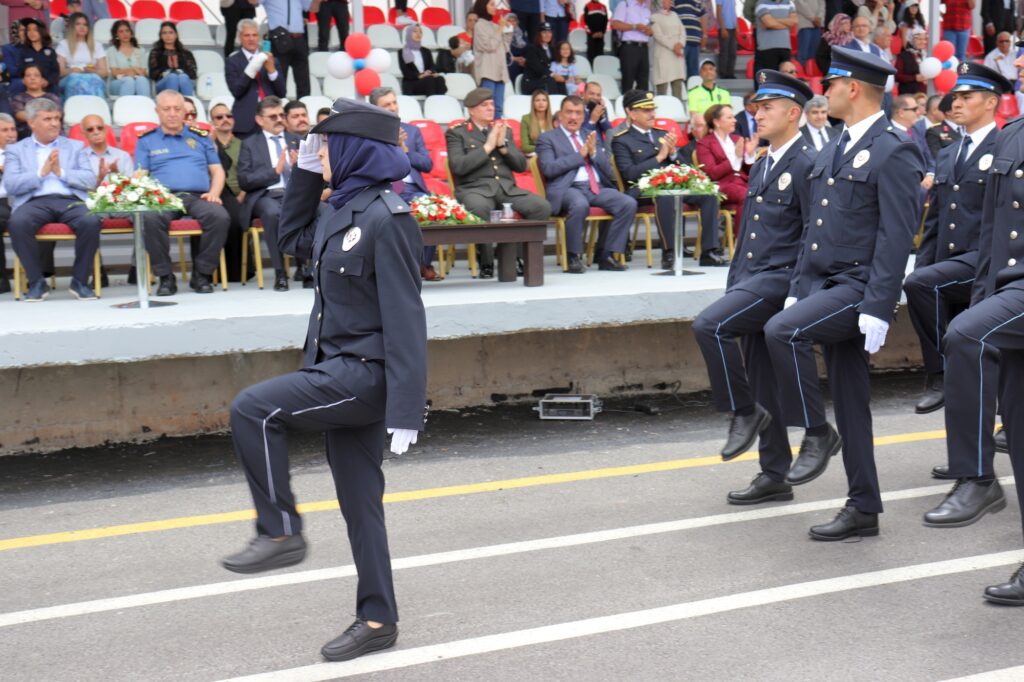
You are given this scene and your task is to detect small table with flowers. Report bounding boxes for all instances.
[639,162,722,277]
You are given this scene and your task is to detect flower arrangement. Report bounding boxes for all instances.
[410,194,483,225]
[85,173,184,213]
[637,163,721,198]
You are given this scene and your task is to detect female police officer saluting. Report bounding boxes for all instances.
[221,98,428,662]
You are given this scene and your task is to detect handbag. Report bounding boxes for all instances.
[268,0,295,54]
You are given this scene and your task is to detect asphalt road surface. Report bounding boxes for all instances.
[1,374,1021,682]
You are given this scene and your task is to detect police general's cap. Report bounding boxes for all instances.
[622,89,656,110]
[464,87,495,108]
[823,45,896,87]
[311,97,401,144]
[752,69,815,106]
[539,21,553,31]
[950,60,1012,96]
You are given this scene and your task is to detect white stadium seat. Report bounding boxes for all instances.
[286,70,323,99]
[309,51,331,78]
[134,18,163,45]
[569,28,588,54]
[367,25,402,50]
[502,94,531,121]
[323,75,356,99]
[193,50,225,77]
[207,95,235,115]
[653,95,689,122]
[185,96,208,122]
[436,25,463,48]
[443,72,477,100]
[397,95,424,121]
[197,72,231,100]
[177,20,216,47]
[593,55,621,79]
[574,55,591,79]
[301,95,333,115]
[686,75,702,90]
[419,26,438,50]
[64,95,112,126]
[94,18,117,43]
[587,73,620,100]
[112,95,158,126]
[378,73,402,94]
[423,94,464,125]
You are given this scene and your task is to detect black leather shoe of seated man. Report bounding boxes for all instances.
[699,248,729,267]
[221,534,307,574]
[156,274,177,296]
[190,271,214,294]
[321,618,399,662]
[567,254,586,274]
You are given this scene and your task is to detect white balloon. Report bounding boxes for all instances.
[919,57,943,80]
[365,47,392,73]
[327,51,355,79]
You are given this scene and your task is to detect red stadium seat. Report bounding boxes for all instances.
[804,59,822,77]
[737,30,755,54]
[447,118,466,128]
[429,149,449,179]
[49,0,67,19]
[505,119,522,147]
[420,6,452,29]
[388,7,418,24]
[410,119,445,150]
[108,0,129,18]
[967,34,984,57]
[746,59,755,79]
[424,176,450,196]
[363,6,386,25]
[792,60,806,78]
[119,121,159,157]
[610,117,625,128]
[654,118,687,147]
[807,76,823,95]
[169,1,205,21]
[67,123,118,149]
[514,169,537,194]
[131,0,167,20]
[999,93,1020,119]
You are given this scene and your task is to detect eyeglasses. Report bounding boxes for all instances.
[899,106,918,112]
[999,39,1012,43]
[212,113,234,121]
[261,113,284,120]
[184,112,197,119]
[84,125,105,132]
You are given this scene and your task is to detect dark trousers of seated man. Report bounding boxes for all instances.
[253,189,287,271]
[902,258,974,376]
[8,196,100,284]
[627,193,718,256]
[142,193,230,278]
[458,188,550,267]
[563,181,634,257]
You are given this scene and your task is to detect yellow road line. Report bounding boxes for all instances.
[0,429,947,553]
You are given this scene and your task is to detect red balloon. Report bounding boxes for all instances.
[345,33,372,59]
[354,68,381,96]
[934,68,957,93]
[932,40,955,62]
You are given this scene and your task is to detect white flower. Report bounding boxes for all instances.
[85,198,95,209]
[125,191,139,202]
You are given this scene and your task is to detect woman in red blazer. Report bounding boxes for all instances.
[696,104,757,231]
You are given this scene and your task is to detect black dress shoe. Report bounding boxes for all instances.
[221,534,307,574]
[660,252,675,270]
[785,424,842,486]
[127,266,137,285]
[995,426,1008,453]
[567,254,586,274]
[293,264,307,282]
[190,271,214,294]
[302,275,314,289]
[984,562,1024,606]
[915,372,945,414]
[321,618,398,662]
[809,506,879,541]
[597,255,627,271]
[683,245,695,257]
[923,479,1006,527]
[699,248,729,267]
[931,464,956,480]
[479,264,494,279]
[156,274,177,297]
[727,472,794,505]
[273,269,289,292]
[721,403,772,461]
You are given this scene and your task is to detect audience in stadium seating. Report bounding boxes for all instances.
[284,101,310,138]
[581,81,611,141]
[471,0,512,118]
[650,0,686,100]
[697,103,754,228]
[220,0,257,59]
[11,65,59,139]
[56,12,107,99]
[14,18,60,95]
[800,94,834,150]
[316,107,331,123]
[815,12,852,75]
[795,0,825,64]
[520,89,555,154]
[983,31,1019,84]
[0,112,15,295]
[523,22,557,94]
[149,22,197,96]
[672,0,704,80]
[898,0,925,47]
[227,19,285,138]
[210,101,249,282]
[895,28,927,95]
[510,0,542,45]
[678,110,707,162]
[80,113,132,182]
[106,19,150,97]
[505,12,529,83]
[3,21,27,95]
[263,0,311,100]
[550,41,578,94]
[399,24,448,96]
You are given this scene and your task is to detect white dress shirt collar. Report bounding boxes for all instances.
[842,109,886,151]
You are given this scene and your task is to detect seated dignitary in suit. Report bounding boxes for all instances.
[227,19,286,139]
[536,95,636,273]
[693,69,817,505]
[2,97,100,302]
[223,98,427,661]
[237,96,295,292]
[0,113,17,295]
[800,95,834,151]
[134,90,230,296]
[611,89,726,268]
[906,62,1012,528]
[445,87,551,279]
[762,46,924,540]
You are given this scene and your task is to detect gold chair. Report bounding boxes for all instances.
[167,219,229,290]
[10,223,101,300]
[914,202,930,250]
[241,220,292,289]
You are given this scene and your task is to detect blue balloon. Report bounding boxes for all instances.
[353,58,366,70]
[942,59,954,69]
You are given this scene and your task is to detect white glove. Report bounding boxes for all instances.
[243,51,268,79]
[858,313,889,354]
[783,297,797,310]
[388,428,419,455]
[297,134,325,174]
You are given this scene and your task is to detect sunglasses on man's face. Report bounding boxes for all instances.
[212,113,234,121]
[84,125,105,132]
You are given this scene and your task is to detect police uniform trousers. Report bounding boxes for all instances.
[693,290,793,481]
[142,193,230,278]
[563,181,634,255]
[457,187,550,266]
[902,258,975,375]
[8,195,101,284]
[763,284,882,513]
[252,189,287,271]
[942,288,1024,482]
[230,354,399,624]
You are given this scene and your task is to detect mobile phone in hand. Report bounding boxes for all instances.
[261,39,272,53]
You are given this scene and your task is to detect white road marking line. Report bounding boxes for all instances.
[1,478,1012,629]
[218,550,1024,682]
[939,666,1024,682]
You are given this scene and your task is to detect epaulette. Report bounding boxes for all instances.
[755,147,769,160]
[450,120,467,128]
[381,188,411,214]
[1002,116,1024,131]
[189,125,210,137]
[138,127,158,137]
[612,127,630,137]
[799,143,817,160]
[885,125,910,142]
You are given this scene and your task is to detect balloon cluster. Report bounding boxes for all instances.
[918,40,959,94]
[327,33,393,96]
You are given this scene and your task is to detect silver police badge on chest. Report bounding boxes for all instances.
[979,154,993,171]
[778,172,792,191]
[853,150,870,168]
[342,227,361,251]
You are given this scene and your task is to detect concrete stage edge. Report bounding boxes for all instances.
[0,258,926,455]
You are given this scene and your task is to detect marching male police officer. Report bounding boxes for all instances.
[692,70,817,505]
[611,89,726,269]
[937,47,1024,604]
[222,98,428,657]
[762,46,924,540]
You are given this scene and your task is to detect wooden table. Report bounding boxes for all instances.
[420,220,550,287]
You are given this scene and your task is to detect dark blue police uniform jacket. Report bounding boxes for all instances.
[975,117,1024,304]
[790,116,925,321]
[277,167,428,431]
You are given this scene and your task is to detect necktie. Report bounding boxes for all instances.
[832,130,850,175]
[763,152,774,182]
[272,135,290,185]
[571,133,601,195]
[954,135,972,178]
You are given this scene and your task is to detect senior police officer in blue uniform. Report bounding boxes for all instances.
[762,46,925,540]
[611,90,727,269]
[134,91,230,296]
[692,70,817,505]
[221,98,428,658]
[936,45,1024,605]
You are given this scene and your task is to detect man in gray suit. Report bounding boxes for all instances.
[536,96,636,273]
[799,95,834,151]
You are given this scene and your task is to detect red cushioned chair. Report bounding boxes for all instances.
[424,176,450,196]
[388,7,418,24]
[119,121,159,157]
[429,149,449,179]
[11,224,102,300]
[505,119,522,148]
[363,6,386,25]
[108,0,129,18]
[169,1,205,21]
[804,59,822,77]
[49,0,67,18]
[163,219,229,289]
[410,119,445,150]
[967,34,984,57]
[420,7,452,30]
[131,0,167,20]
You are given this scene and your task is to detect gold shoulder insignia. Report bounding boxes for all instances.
[138,127,158,137]
[612,127,630,137]
[189,125,210,137]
